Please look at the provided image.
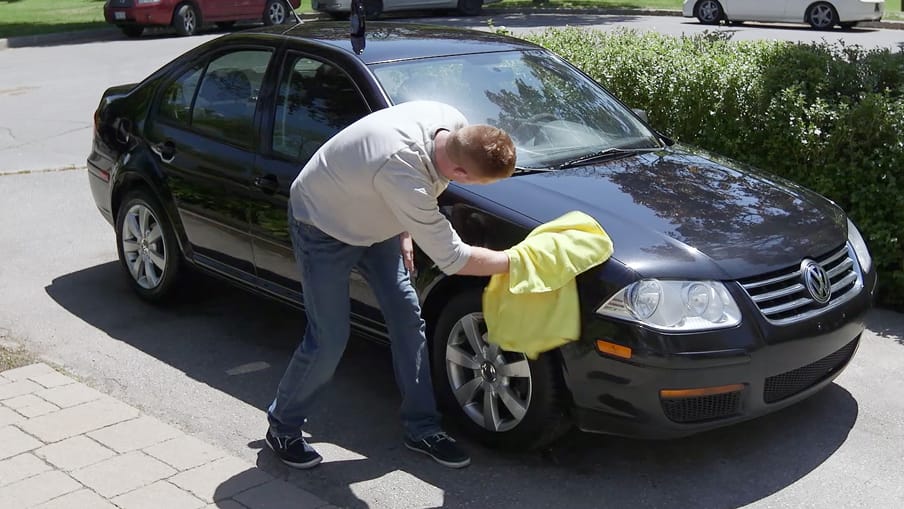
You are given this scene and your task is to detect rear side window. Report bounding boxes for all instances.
[271,55,369,162]
[192,50,273,149]
[158,65,203,125]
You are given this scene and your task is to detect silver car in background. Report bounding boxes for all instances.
[683,0,884,29]
[313,0,500,18]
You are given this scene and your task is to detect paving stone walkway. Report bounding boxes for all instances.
[0,363,335,509]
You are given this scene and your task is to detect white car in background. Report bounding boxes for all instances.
[683,0,884,29]
[313,0,500,18]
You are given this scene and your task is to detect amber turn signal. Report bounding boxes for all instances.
[660,383,745,399]
[595,340,632,359]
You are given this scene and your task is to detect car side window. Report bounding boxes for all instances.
[272,55,369,162]
[158,65,204,125]
[191,50,273,149]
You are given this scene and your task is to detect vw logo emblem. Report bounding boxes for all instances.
[801,259,832,304]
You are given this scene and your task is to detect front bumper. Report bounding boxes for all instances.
[562,268,876,439]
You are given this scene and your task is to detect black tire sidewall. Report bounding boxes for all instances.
[430,290,571,450]
[457,0,482,16]
[364,0,383,20]
[264,0,287,25]
[808,3,838,30]
[173,4,198,36]
[695,0,723,25]
[114,190,181,303]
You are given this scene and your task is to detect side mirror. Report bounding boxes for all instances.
[632,108,649,122]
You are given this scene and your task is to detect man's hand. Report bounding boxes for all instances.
[400,231,416,275]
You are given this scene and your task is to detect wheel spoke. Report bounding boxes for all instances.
[482,388,502,431]
[122,240,140,253]
[453,377,482,406]
[139,206,149,236]
[447,345,481,370]
[145,259,160,287]
[497,359,530,379]
[461,314,485,358]
[146,225,162,243]
[127,213,141,241]
[129,255,143,278]
[497,385,528,420]
[148,250,166,271]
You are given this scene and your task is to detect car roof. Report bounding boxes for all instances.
[244,21,541,64]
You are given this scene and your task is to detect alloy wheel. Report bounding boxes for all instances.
[268,1,287,24]
[445,312,532,432]
[120,203,167,290]
[698,0,722,23]
[183,9,196,34]
[809,4,835,29]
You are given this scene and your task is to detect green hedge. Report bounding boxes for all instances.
[523,28,904,309]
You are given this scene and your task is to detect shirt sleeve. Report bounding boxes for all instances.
[373,154,471,275]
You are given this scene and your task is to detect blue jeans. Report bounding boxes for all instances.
[268,208,442,441]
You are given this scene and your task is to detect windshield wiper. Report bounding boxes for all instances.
[513,166,557,175]
[558,146,662,169]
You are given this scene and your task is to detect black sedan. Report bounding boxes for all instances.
[87,22,876,450]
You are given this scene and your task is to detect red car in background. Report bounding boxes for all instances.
[104,0,302,38]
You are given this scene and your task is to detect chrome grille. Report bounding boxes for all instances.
[739,244,862,325]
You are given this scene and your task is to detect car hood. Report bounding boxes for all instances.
[459,146,847,280]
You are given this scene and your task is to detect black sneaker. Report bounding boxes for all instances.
[266,430,323,469]
[404,432,471,468]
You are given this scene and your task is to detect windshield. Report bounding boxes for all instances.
[370,50,660,169]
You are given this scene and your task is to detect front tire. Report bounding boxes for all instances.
[263,0,288,25]
[457,0,482,16]
[807,2,838,30]
[115,189,181,303]
[430,291,572,450]
[695,0,724,25]
[364,0,383,20]
[173,3,199,36]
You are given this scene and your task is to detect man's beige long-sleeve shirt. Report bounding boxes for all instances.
[289,101,471,274]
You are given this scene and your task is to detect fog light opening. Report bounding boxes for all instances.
[660,383,745,399]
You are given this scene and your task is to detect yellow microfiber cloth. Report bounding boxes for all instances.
[482,211,614,359]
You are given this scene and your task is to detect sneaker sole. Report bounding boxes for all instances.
[404,441,471,469]
[266,438,323,469]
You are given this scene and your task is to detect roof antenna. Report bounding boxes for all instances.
[350,0,366,36]
[349,0,366,54]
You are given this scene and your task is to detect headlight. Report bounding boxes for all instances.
[847,218,872,274]
[597,279,741,332]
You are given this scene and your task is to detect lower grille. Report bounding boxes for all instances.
[661,391,742,423]
[763,338,859,403]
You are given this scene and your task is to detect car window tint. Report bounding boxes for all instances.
[272,55,368,162]
[192,50,273,149]
[159,65,204,126]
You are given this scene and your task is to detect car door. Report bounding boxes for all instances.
[248,50,376,308]
[145,46,276,280]
[233,0,263,18]
[199,0,237,20]
[723,0,788,21]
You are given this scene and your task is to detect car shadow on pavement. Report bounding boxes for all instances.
[47,262,859,509]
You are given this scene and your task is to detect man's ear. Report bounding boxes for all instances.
[450,167,470,182]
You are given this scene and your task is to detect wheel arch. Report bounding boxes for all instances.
[420,272,570,372]
[421,273,486,346]
[111,158,191,260]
